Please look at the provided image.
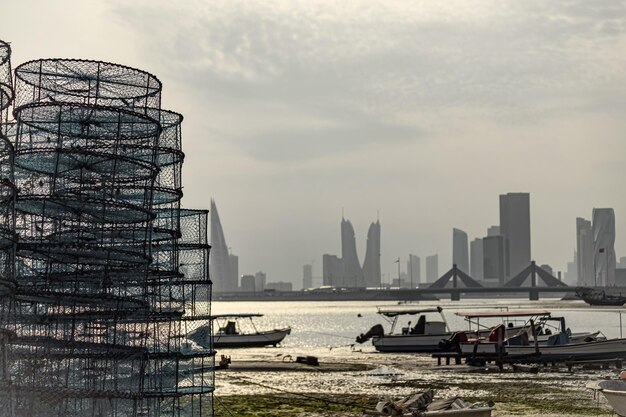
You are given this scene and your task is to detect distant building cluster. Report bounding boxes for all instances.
[449,193,623,288]
[322,217,381,288]
[317,193,539,290]
[450,192,532,285]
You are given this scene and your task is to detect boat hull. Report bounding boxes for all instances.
[581,296,626,306]
[213,328,291,348]
[507,338,626,360]
[575,287,626,306]
[373,333,453,352]
[461,338,626,361]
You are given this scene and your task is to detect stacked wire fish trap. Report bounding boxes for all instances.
[0,45,214,417]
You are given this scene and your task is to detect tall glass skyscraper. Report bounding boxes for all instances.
[363,220,381,288]
[210,199,238,292]
[592,208,616,286]
[452,228,469,273]
[341,218,365,287]
[426,254,439,282]
[576,217,594,286]
[470,238,484,280]
[499,192,531,278]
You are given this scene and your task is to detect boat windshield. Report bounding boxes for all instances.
[377,306,449,333]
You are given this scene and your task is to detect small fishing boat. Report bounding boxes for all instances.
[575,287,626,306]
[356,307,454,352]
[187,313,291,348]
[455,310,619,362]
[456,310,604,346]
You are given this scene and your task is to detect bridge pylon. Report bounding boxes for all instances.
[503,261,569,288]
[429,264,482,300]
[503,261,569,299]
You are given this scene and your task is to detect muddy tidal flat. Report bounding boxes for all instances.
[213,346,615,416]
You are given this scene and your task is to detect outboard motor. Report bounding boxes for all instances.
[356,324,385,344]
[439,331,468,351]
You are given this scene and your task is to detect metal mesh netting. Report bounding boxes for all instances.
[14,59,161,118]
[0,42,12,115]
[0,50,213,417]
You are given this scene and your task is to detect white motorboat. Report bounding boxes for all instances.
[356,307,454,352]
[187,313,291,348]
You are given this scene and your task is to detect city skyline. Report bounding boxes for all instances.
[214,191,622,289]
[5,2,625,288]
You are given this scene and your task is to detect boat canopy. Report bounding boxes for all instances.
[377,306,443,317]
[455,310,550,319]
[209,313,264,319]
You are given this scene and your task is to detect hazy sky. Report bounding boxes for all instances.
[4,0,626,287]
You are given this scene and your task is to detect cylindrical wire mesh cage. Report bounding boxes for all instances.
[0,51,214,417]
[14,59,162,118]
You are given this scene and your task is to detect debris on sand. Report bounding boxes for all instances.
[363,389,494,416]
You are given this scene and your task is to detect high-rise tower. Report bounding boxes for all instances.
[452,228,469,273]
[470,238,484,279]
[407,254,421,288]
[576,217,594,286]
[363,220,381,288]
[592,208,616,286]
[483,235,506,284]
[426,254,439,283]
[210,199,237,292]
[499,192,531,278]
[341,218,365,287]
[303,263,313,289]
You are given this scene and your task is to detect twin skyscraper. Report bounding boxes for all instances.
[323,217,381,288]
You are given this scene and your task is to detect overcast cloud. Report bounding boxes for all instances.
[4,0,626,286]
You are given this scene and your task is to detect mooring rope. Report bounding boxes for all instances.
[220,373,359,407]
[306,330,356,340]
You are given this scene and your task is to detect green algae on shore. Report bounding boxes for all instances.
[214,393,375,417]
[214,376,612,417]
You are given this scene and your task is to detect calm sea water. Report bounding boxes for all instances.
[211,298,626,348]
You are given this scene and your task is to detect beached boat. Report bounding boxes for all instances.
[455,310,620,362]
[356,307,454,352]
[457,310,604,346]
[575,286,626,306]
[597,380,626,416]
[187,313,291,348]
